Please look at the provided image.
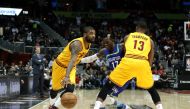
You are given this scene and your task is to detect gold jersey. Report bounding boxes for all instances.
[125,32,151,59]
[109,32,153,88]
[56,37,91,67]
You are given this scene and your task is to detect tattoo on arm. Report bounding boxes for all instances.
[66,41,82,77]
[70,41,82,56]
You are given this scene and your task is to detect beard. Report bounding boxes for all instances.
[85,36,95,43]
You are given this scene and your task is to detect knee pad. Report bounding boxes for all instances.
[147,86,161,104]
[50,89,58,99]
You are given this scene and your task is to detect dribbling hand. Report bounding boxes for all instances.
[62,76,71,88]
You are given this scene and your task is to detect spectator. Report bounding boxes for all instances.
[31,47,46,98]
[157,72,169,89]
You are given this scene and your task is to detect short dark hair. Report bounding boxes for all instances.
[83,26,94,33]
[102,37,114,42]
[136,20,147,29]
[101,37,114,46]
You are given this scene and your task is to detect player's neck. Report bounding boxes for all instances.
[136,29,146,34]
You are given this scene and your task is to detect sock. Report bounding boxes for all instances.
[156,103,163,109]
[54,97,61,108]
[94,101,102,109]
[49,97,57,106]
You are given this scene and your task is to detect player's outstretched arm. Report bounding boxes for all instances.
[80,48,106,63]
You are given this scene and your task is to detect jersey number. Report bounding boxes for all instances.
[111,61,118,69]
[134,40,144,51]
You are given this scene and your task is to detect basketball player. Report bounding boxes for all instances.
[93,21,163,109]
[81,37,124,73]
[80,37,131,108]
[81,36,162,109]
[49,26,96,109]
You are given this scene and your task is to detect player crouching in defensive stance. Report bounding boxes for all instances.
[80,37,131,109]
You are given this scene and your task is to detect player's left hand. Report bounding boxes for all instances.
[62,76,71,88]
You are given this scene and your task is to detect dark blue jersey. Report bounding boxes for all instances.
[103,44,124,71]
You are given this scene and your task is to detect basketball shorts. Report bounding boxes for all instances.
[52,61,76,91]
[109,57,154,89]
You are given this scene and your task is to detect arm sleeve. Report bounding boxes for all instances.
[80,54,99,63]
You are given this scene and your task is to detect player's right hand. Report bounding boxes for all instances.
[62,76,71,88]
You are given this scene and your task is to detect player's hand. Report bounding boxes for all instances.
[62,76,71,88]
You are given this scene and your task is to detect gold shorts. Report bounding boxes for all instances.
[109,57,154,89]
[51,61,76,91]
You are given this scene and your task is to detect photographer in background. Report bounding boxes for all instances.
[32,47,46,98]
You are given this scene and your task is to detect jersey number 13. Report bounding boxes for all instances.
[134,40,145,51]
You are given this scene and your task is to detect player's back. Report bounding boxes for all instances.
[109,32,154,88]
[125,32,151,59]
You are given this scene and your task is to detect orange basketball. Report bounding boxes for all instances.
[61,92,77,108]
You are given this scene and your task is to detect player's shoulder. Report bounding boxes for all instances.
[124,33,131,42]
[69,40,83,52]
[70,39,82,47]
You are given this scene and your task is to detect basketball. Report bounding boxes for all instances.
[61,92,77,108]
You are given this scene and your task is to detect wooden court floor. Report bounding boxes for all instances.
[29,89,190,109]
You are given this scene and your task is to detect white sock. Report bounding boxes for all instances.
[49,97,57,106]
[156,103,163,109]
[54,97,61,107]
[94,101,102,109]
[125,104,131,109]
